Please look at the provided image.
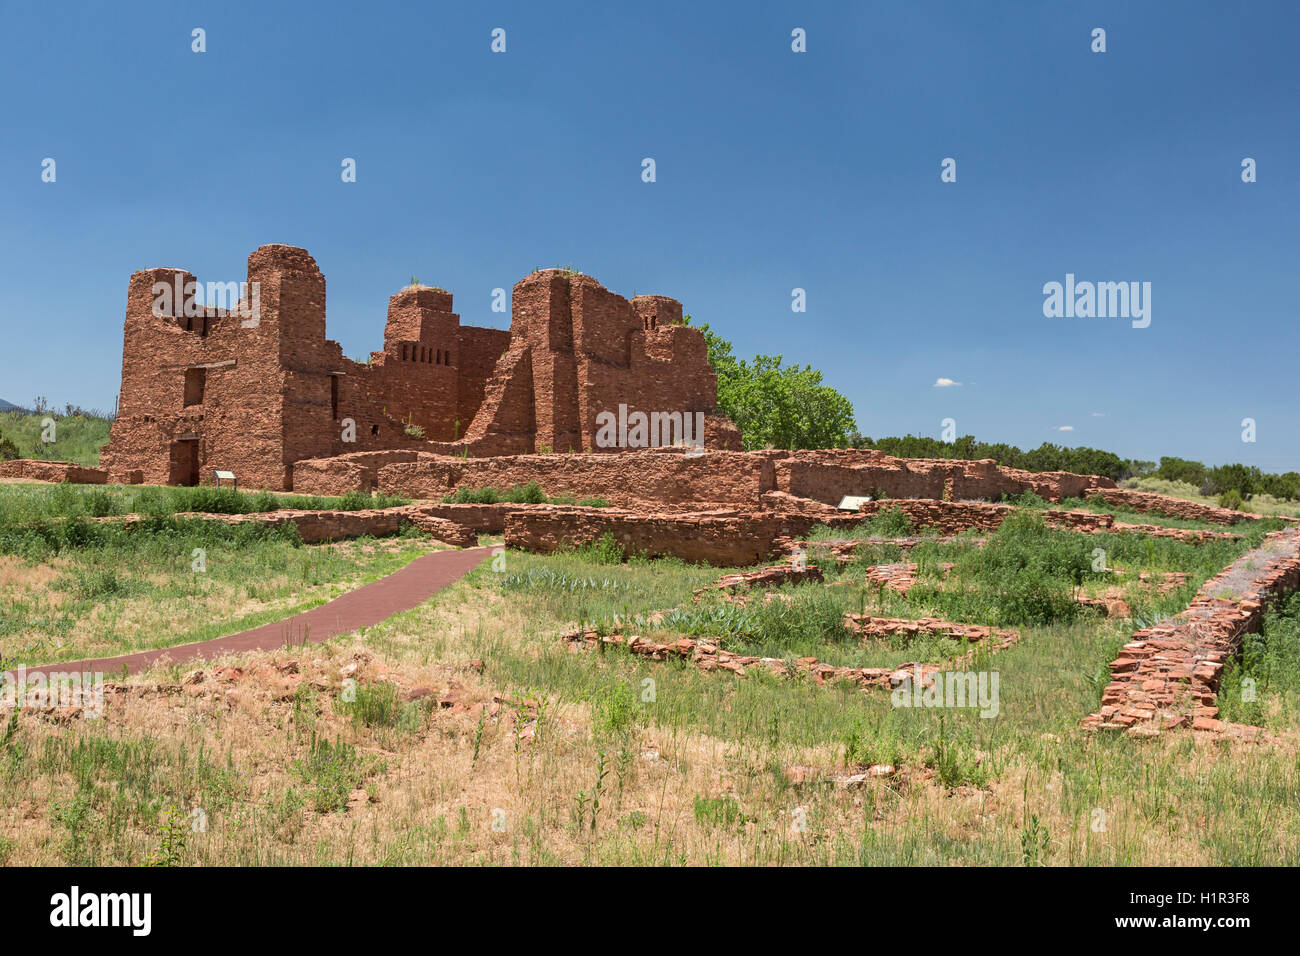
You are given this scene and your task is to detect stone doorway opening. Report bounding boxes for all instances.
[168,439,200,486]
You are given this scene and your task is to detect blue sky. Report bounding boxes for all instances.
[2,0,1296,470]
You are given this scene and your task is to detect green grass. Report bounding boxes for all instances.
[431,526,1300,864]
[469,515,1254,739]
[440,482,609,507]
[5,490,1299,865]
[293,734,385,813]
[806,506,920,539]
[1219,591,1300,728]
[0,483,409,525]
[1122,475,1300,520]
[0,410,111,467]
[0,515,438,665]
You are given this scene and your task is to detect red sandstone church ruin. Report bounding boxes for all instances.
[74,243,1270,558]
[99,244,740,489]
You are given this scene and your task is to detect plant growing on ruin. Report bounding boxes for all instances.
[1219,488,1245,510]
[401,411,425,439]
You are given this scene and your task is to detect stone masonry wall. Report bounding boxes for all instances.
[291,450,425,496]
[772,450,1115,505]
[856,499,1115,535]
[1083,528,1300,733]
[503,499,1122,566]
[1087,488,1259,526]
[503,508,792,566]
[100,246,733,490]
[446,269,726,456]
[378,449,775,511]
[0,459,108,484]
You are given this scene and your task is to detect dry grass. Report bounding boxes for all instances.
[3,514,1299,866]
[0,535,445,667]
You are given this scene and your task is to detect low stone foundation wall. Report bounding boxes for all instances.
[1110,522,1241,543]
[169,505,478,546]
[504,507,807,566]
[0,459,108,484]
[561,627,920,691]
[1083,528,1300,733]
[772,451,1116,504]
[844,614,1017,647]
[274,446,1287,536]
[292,450,424,496]
[1089,488,1259,525]
[95,504,478,547]
[416,502,532,534]
[758,490,842,515]
[859,499,1114,535]
[379,449,773,511]
[503,499,1138,566]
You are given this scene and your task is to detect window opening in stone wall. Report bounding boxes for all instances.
[183,367,206,407]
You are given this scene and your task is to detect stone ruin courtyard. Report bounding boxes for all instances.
[2,249,1300,867]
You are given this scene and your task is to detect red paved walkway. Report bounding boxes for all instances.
[15,546,493,678]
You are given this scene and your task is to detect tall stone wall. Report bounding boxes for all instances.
[99,246,734,490]
[453,270,726,456]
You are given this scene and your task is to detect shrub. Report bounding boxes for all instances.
[502,481,547,504]
[443,486,500,504]
[1218,489,1245,511]
[942,510,1094,626]
[572,532,625,565]
[292,734,382,813]
[863,506,914,537]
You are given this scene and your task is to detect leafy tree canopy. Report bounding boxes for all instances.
[688,318,856,451]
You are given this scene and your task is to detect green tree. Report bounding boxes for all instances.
[1156,456,1207,487]
[688,319,856,450]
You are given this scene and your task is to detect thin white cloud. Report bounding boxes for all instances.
[933,377,962,388]
[1090,412,1105,417]
[1053,425,1075,432]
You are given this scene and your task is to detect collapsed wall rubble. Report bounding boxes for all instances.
[561,627,936,691]
[863,563,953,596]
[693,564,825,597]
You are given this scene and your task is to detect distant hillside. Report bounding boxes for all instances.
[0,409,112,466]
[0,398,28,413]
